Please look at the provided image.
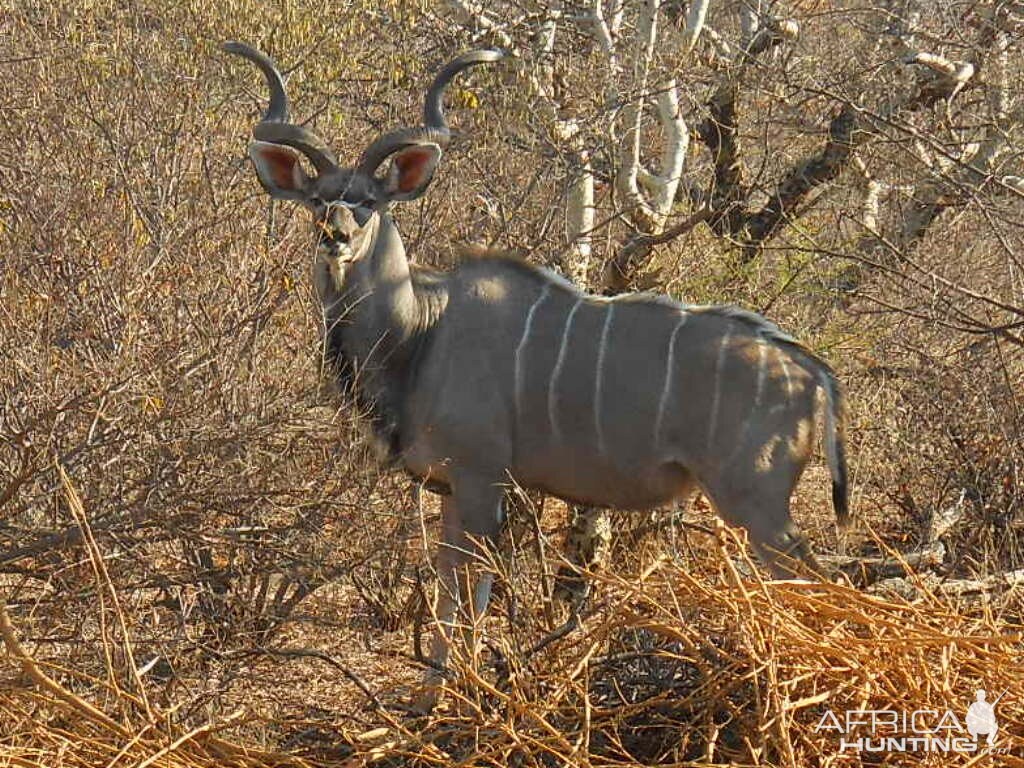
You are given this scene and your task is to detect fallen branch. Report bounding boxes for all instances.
[936,569,1024,596]
[226,646,388,713]
[819,543,945,585]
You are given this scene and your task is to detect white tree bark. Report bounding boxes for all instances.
[615,0,661,231]
[535,4,560,102]
[681,0,711,53]
[444,0,515,48]
[608,0,625,37]
[738,0,760,48]
[565,150,595,286]
[852,156,881,237]
[590,0,622,111]
[650,81,688,225]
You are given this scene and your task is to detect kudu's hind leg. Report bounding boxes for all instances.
[707,477,822,580]
[553,505,613,609]
[415,479,505,712]
[746,510,823,579]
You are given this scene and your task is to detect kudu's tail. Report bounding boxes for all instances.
[819,369,851,528]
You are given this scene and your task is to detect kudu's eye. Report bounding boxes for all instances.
[341,196,372,210]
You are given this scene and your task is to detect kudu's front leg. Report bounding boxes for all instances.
[414,478,504,713]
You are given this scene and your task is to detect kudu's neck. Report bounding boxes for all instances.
[318,214,422,345]
[318,214,433,462]
[360,217,420,339]
[314,213,423,365]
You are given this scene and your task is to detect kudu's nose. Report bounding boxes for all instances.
[317,218,350,251]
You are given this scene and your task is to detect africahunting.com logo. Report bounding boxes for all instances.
[814,689,1010,754]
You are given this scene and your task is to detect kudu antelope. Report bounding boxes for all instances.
[224,42,849,708]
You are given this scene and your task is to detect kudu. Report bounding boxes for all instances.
[224,42,849,708]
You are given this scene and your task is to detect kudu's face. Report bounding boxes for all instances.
[299,168,382,264]
[221,40,454,289]
[225,41,503,291]
[247,139,442,287]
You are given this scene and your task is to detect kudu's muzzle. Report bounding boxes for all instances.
[316,203,373,263]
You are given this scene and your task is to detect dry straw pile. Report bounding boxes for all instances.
[3,491,1021,767]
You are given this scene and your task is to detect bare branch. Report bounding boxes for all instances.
[601,208,714,293]
[699,80,747,236]
[1,605,130,736]
[589,0,620,93]
[615,0,661,233]
[445,0,515,48]
[739,1,761,49]
[743,17,799,63]
[742,103,863,260]
[898,32,1013,248]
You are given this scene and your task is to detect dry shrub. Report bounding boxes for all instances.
[843,226,1024,571]
[4,521,1022,767]
[0,0,445,755]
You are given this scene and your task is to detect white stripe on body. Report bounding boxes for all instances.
[724,340,768,465]
[514,285,551,425]
[549,298,584,443]
[593,301,616,457]
[706,326,734,451]
[770,352,802,417]
[654,313,689,445]
[779,352,794,398]
[753,341,768,409]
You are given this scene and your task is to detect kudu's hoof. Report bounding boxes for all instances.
[552,567,589,606]
[409,669,446,715]
[408,687,439,716]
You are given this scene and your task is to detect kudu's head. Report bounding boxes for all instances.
[223,42,504,275]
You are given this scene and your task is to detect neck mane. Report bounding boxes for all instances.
[324,215,448,463]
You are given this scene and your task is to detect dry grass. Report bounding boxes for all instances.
[3,493,1023,766]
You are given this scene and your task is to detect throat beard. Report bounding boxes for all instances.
[324,325,403,465]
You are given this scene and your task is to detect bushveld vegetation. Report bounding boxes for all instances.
[1,0,1022,765]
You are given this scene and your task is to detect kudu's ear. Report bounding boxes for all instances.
[248,140,311,200]
[383,144,442,202]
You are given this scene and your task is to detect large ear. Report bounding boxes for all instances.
[248,140,311,200]
[384,144,442,202]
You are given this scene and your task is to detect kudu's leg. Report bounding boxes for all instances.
[554,505,612,610]
[415,478,504,712]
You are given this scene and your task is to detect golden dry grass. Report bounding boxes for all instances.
[3,483,1023,766]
